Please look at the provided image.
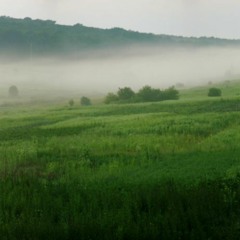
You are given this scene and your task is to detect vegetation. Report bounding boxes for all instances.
[105,85,179,104]
[208,87,222,97]
[1,82,240,239]
[1,16,240,57]
[8,85,19,97]
[68,99,74,107]
[104,92,119,104]
[117,87,135,101]
[80,96,91,106]
[136,85,162,102]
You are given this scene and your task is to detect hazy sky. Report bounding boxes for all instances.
[0,0,240,39]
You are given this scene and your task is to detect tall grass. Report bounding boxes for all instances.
[1,97,240,239]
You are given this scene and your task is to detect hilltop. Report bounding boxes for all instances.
[1,16,240,58]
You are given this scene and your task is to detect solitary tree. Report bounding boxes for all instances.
[8,85,19,97]
[81,96,91,106]
[68,99,74,107]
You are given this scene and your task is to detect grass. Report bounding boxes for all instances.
[1,81,240,239]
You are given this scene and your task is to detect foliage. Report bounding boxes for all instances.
[1,96,240,239]
[105,85,179,104]
[104,92,119,104]
[208,87,222,97]
[161,86,179,100]
[117,87,135,101]
[80,96,91,106]
[8,85,19,97]
[68,99,74,107]
[136,85,179,102]
[1,16,240,57]
[136,85,161,102]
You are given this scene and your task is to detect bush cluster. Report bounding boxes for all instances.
[68,97,92,107]
[105,85,179,104]
[208,87,222,97]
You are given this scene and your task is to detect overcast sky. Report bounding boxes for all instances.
[0,0,240,39]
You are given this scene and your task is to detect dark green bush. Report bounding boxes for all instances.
[105,85,179,104]
[208,87,222,97]
[80,96,91,106]
[104,93,119,104]
[117,87,135,101]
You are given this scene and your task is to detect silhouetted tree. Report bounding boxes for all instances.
[8,85,19,97]
[137,85,161,102]
[104,93,119,104]
[117,87,135,101]
[69,99,74,107]
[81,96,91,106]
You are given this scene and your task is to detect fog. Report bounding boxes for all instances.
[1,46,240,103]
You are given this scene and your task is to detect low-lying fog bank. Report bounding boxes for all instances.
[1,46,240,103]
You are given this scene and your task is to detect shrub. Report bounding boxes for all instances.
[117,87,135,101]
[81,96,91,106]
[137,85,161,102]
[68,99,74,107]
[104,93,119,104]
[8,85,19,97]
[161,86,179,100]
[104,86,179,104]
[208,88,222,97]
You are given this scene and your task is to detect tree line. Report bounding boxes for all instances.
[1,16,240,58]
[104,85,179,104]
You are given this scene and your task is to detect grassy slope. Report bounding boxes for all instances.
[1,80,240,239]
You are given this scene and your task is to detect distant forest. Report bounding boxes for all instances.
[1,16,240,58]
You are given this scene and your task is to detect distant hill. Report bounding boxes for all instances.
[1,16,240,58]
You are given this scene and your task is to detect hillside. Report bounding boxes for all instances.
[1,83,240,239]
[1,16,240,58]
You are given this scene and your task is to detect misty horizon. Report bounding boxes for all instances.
[1,45,240,103]
[1,16,240,103]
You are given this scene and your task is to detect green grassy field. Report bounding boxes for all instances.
[1,82,240,239]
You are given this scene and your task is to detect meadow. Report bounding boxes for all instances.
[1,82,240,239]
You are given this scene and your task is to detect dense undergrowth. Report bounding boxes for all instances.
[1,97,240,239]
[1,176,240,240]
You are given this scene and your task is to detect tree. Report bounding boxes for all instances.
[104,93,119,104]
[68,99,74,107]
[208,87,222,97]
[117,87,135,101]
[161,86,179,100]
[81,96,91,106]
[137,85,161,102]
[8,85,19,97]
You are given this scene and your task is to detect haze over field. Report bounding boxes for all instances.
[1,0,240,101]
[1,46,240,100]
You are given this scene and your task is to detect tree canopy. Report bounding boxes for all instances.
[1,16,240,58]
[105,85,179,104]
[81,96,92,106]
